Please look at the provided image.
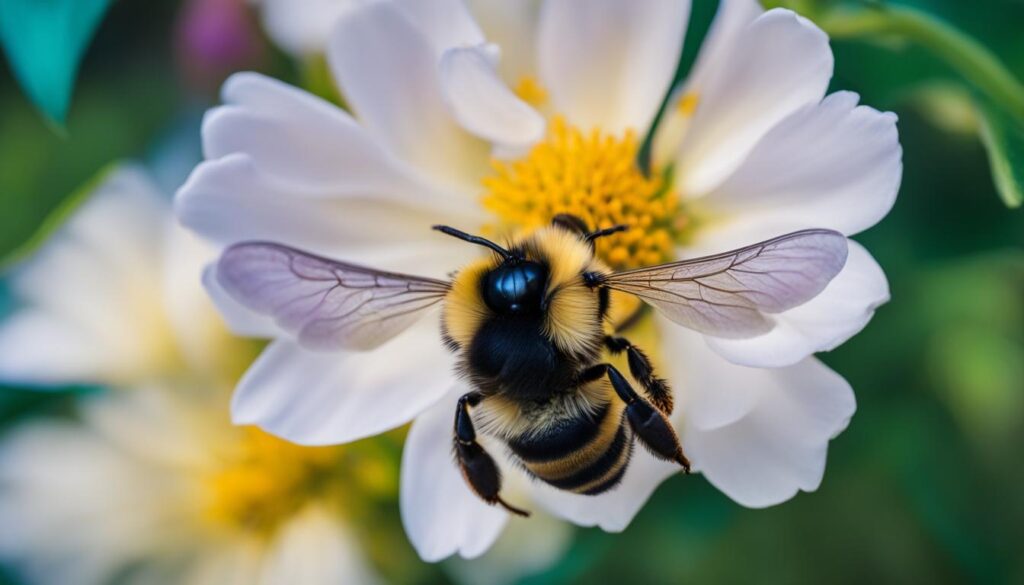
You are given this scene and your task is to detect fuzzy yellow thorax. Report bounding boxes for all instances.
[482,117,684,271]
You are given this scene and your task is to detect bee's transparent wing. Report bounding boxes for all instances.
[217,242,450,351]
[604,229,848,338]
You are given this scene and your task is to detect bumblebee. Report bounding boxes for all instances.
[217,215,848,516]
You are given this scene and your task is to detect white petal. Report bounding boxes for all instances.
[530,449,678,532]
[658,323,759,430]
[702,91,902,236]
[682,357,856,508]
[401,390,508,562]
[176,154,484,262]
[327,2,488,192]
[201,263,279,339]
[160,222,253,381]
[0,311,102,387]
[231,320,455,446]
[651,0,762,166]
[183,544,263,585]
[256,0,356,56]
[80,385,229,470]
[203,72,466,213]
[0,166,173,386]
[675,8,833,196]
[538,0,690,133]
[440,46,546,149]
[392,0,485,55]
[705,241,890,368]
[445,509,573,585]
[679,0,763,95]
[260,505,381,585]
[0,409,191,585]
[463,0,542,83]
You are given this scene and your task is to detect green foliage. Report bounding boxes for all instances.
[976,97,1024,208]
[771,0,1024,208]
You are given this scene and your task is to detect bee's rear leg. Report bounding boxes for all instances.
[583,364,690,473]
[453,392,530,517]
[604,336,674,415]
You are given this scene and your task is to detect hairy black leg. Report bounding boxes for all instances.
[453,392,530,517]
[551,213,591,236]
[605,336,674,415]
[586,363,690,472]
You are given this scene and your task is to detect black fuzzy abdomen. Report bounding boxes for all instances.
[467,317,578,401]
[508,401,633,495]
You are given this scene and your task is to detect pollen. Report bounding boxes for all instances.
[677,92,699,117]
[202,427,343,534]
[482,117,682,270]
[513,76,548,107]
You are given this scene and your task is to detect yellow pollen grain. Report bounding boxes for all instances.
[202,427,343,534]
[677,92,699,117]
[482,117,681,270]
[513,76,548,107]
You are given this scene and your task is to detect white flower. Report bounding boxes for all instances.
[250,0,356,57]
[177,0,900,560]
[0,165,250,390]
[0,386,380,585]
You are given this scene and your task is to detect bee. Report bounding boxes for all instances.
[217,215,848,516]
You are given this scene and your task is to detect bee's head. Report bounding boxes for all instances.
[481,258,548,316]
[432,225,549,316]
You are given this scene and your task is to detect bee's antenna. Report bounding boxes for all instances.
[433,225,513,260]
[586,224,629,242]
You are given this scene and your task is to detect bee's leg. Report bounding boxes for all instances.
[453,392,530,517]
[604,336,674,415]
[582,363,690,472]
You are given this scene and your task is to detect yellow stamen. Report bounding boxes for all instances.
[514,76,548,107]
[677,92,699,117]
[482,117,681,270]
[202,427,343,534]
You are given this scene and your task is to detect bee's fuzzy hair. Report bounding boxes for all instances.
[441,226,610,362]
[473,378,612,441]
[524,227,608,360]
[442,258,494,350]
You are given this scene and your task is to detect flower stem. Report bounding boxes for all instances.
[816,3,1024,120]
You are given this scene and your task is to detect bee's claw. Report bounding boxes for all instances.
[675,451,691,474]
[495,496,531,518]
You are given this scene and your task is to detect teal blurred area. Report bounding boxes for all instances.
[0,0,113,123]
[0,0,1022,583]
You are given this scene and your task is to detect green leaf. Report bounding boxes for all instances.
[0,162,116,271]
[0,0,113,124]
[976,97,1024,208]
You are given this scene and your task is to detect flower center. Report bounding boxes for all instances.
[482,117,685,270]
[202,428,345,534]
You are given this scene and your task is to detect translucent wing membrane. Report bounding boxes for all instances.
[217,242,450,351]
[604,229,848,338]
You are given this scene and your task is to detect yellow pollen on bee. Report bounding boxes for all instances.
[513,76,549,107]
[481,117,682,270]
[202,427,343,534]
[677,92,700,117]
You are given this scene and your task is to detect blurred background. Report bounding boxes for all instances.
[0,0,1022,583]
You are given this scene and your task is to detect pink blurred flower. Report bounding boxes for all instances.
[175,0,266,93]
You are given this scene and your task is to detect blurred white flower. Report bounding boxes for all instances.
[177,0,900,560]
[0,165,252,389]
[0,386,380,585]
[249,0,356,57]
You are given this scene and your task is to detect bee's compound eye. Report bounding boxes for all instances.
[482,261,547,315]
